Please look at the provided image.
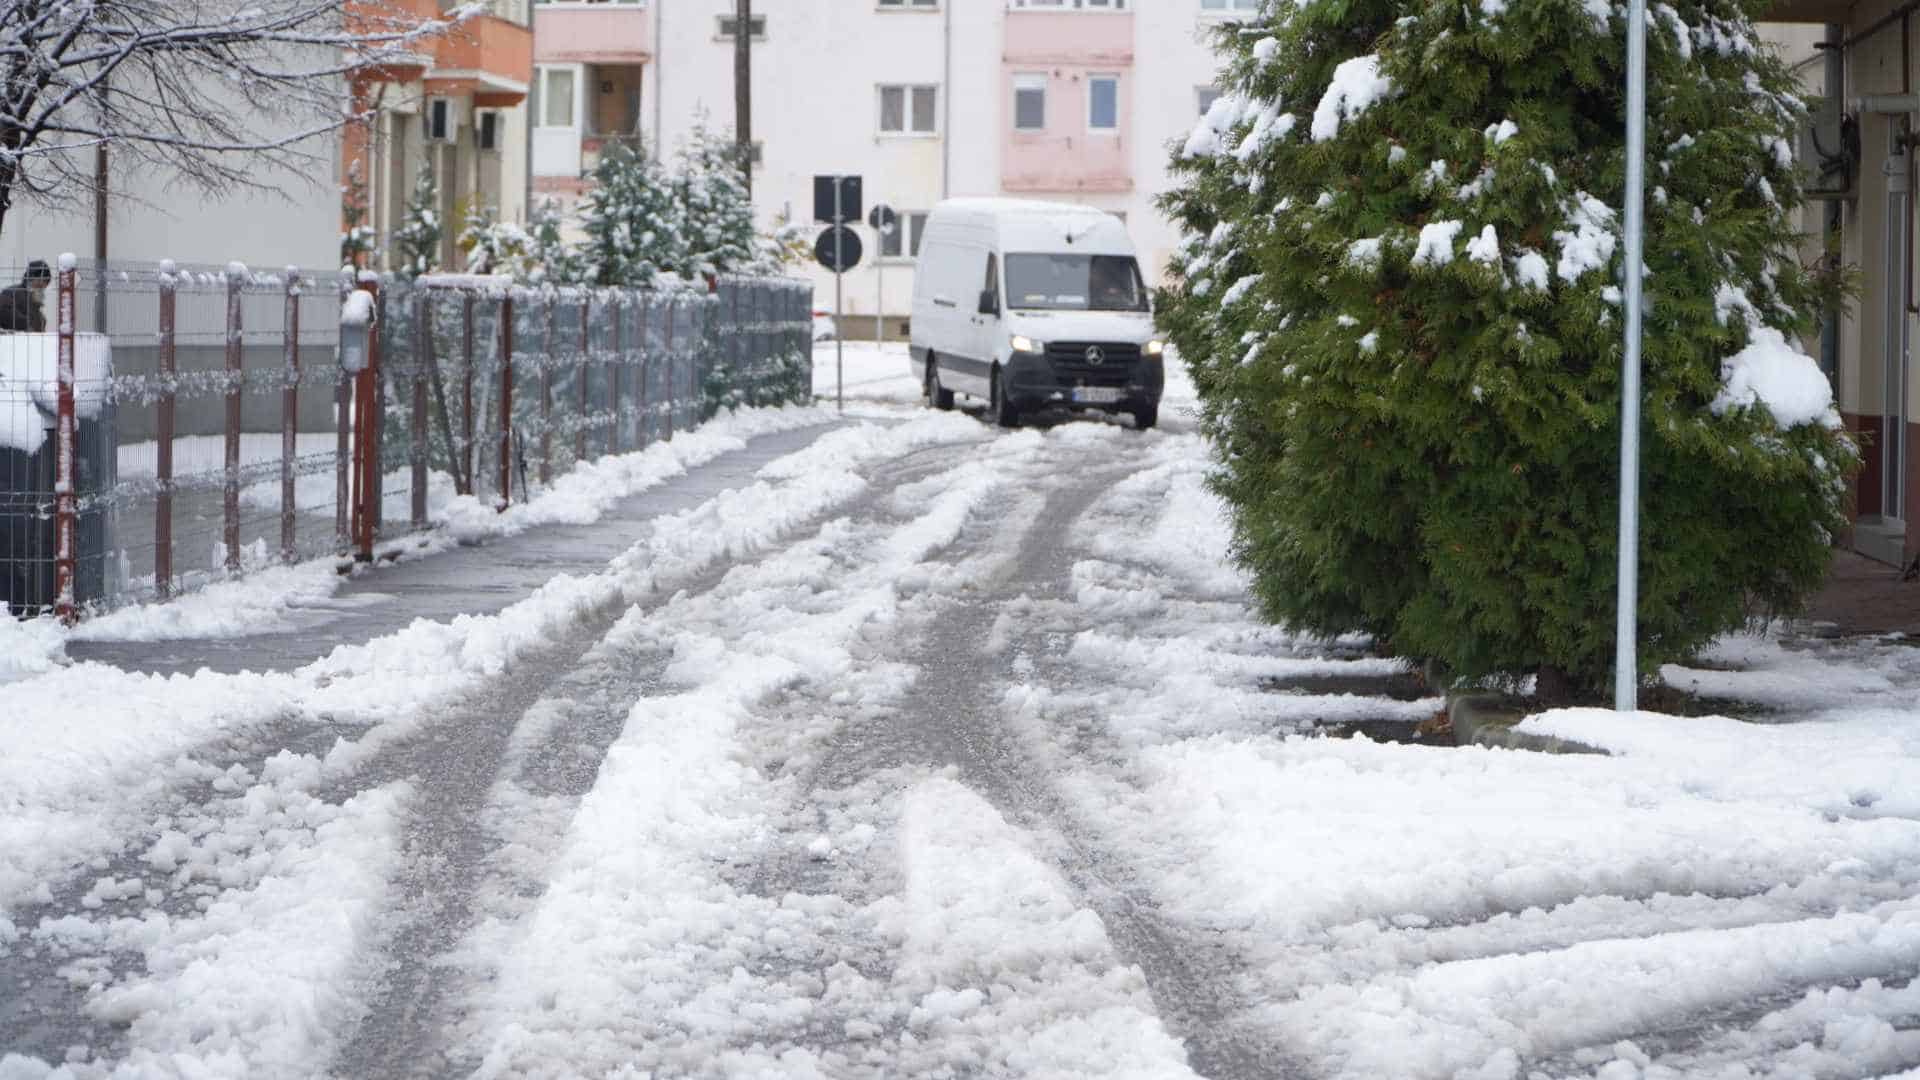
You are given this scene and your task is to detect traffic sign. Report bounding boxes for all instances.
[868,203,897,236]
[814,226,863,273]
[814,175,862,224]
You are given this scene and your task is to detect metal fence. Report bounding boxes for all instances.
[0,258,812,619]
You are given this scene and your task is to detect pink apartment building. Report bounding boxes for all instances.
[530,0,1259,334]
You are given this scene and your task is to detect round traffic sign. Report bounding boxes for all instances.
[868,204,898,236]
[815,225,863,273]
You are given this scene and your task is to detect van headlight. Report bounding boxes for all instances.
[1144,339,1165,356]
[1010,334,1043,354]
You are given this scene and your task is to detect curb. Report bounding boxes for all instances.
[1448,693,1609,755]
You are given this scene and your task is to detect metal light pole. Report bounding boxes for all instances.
[1614,0,1649,711]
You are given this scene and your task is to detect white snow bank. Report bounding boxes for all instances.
[0,615,65,684]
[1312,56,1392,142]
[1709,325,1840,429]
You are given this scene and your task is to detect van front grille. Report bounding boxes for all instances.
[1045,341,1142,377]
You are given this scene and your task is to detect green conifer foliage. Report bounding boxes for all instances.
[340,159,376,270]
[674,121,760,278]
[1157,0,1858,698]
[579,140,687,287]
[527,198,583,285]
[394,164,441,281]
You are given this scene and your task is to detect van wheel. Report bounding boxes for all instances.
[1131,403,1158,430]
[991,367,1019,428]
[925,356,955,411]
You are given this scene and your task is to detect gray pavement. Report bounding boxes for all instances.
[65,422,846,678]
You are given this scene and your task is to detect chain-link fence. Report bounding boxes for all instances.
[0,258,812,619]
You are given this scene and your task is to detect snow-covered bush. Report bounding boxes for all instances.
[394,165,441,280]
[674,122,759,279]
[460,202,536,280]
[1157,0,1858,699]
[578,141,687,287]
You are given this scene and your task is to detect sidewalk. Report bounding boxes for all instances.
[65,422,846,678]
[1803,548,1920,638]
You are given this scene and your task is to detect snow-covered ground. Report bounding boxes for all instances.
[2,349,1917,1078]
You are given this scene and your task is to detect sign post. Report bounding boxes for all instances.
[869,204,897,350]
[1615,0,1648,711]
[814,174,864,412]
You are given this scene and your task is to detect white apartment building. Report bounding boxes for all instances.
[531,0,1258,334]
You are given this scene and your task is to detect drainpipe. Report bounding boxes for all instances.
[941,0,952,198]
[652,0,664,163]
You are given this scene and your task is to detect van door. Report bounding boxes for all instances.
[952,251,998,398]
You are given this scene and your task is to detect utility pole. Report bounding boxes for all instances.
[734,0,752,196]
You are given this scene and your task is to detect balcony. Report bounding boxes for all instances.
[1003,8,1133,67]
[1003,133,1131,193]
[534,0,652,64]
[347,0,533,105]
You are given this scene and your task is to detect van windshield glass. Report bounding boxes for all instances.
[1003,254,1147,312]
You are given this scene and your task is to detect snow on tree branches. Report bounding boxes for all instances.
[1157,0,1858,699]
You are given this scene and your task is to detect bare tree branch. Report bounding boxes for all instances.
[0,0,485,236]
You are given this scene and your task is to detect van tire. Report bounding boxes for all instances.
[925,356,955,411]
[990,367,1020,428]
[1131,403,1158,430]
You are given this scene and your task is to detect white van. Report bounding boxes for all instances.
[909,198,1164,429]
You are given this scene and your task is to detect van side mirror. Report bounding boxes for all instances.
[978,290,999,316]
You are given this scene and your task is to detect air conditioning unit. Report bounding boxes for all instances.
[476,110,500,152]
[424,97,461,144]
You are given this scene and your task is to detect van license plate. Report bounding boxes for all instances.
[1071,387,1124,404]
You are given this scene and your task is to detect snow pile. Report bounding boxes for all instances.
[1347,237,1385,271]
[1412,220,1463,268]
[1510,249,1550,291]
[1311,55,1392,142]
[1709,325,1839,429]
[0,332,112,454]
[1464,225,1501,265]
[1183,93,1243,159]
[1553,192,1618,283]
[0,615,65,683]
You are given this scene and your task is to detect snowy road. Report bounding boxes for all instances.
[4,351,1920,1078]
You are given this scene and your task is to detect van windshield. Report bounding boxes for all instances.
[1003,254,1148,312]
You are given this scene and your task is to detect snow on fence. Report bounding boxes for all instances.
[0,259,812,619]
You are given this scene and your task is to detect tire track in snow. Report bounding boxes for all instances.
[738,425,1307,1080]
[329,434,994,1079]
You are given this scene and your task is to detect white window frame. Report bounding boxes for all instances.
[879,210,930,261]
[877,84,939,136]
[714,12,767,40]
[1009,0,1127,8]
[1013,73,1047,132]
[532,64,583,130]
[1199,0,1260,13]
[877,0,939,8]
[1087,73,1120,134]
[1196,86,1222,117]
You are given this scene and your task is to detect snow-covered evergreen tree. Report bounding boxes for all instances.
[526,198,583,285]
[674,122,758,278]
[394,165,441,280]
[340,159,376,270]
[578,141,686,287]
[1158,0,1858,699]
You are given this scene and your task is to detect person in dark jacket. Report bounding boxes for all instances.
[0,260,52,332]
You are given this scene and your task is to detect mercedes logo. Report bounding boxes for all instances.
[1085,345,1105,366]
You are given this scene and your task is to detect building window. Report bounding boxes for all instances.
[1088,74,1119,132]
[877,0,938,7]
[1009,0,1127,8]
[716,13,767,39]
[1196,86,1222,116]
[1200,0,1260,10]
[534,67,576,128]
[880,211,929,259]
[878,85,938,135]
[1014,74,1047,131]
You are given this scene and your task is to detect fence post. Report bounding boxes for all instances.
[222,264,244,574]
[576,293,589,463]
[336,279,351,552]
[609,293,622,454]
[636,297,650,447]
[461,290,476,493]
[412,288,430,529]
[497,291,513,509]
[52,259,76,620]
[540,295,553,485]
[281,269,300,564]
[155,263,177,601]
[663,295,675,441]
[350,278,381,561]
